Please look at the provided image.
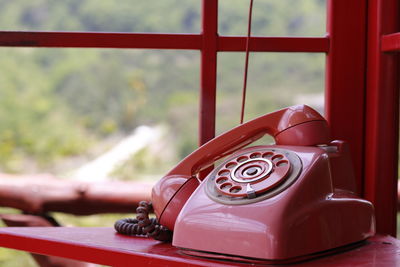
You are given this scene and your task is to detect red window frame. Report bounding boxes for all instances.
[0,0,398,236]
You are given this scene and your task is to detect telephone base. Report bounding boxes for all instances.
[179,239,367,265]
[173,145,375,260]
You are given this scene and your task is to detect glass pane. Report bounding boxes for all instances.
[0,48,199,178]
[216,52,325,134]
[0,0,200,33]
[219,0,326,36]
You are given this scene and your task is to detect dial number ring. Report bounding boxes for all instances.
[214,149,291,198]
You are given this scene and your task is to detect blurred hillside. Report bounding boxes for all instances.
[0,0,326,176]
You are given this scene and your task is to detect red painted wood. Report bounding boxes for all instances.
[199,0,218,145]
[0,227,398,266]
[382,32,400,52]
[0,227,245,267]
[364,0,399,236]
[218,36,329,52]
[325,0,368,195]
[0,31,202,50]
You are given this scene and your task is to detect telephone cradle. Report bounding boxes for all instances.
[117,105,375,264]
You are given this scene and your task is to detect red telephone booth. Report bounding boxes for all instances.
[0,0,398,265]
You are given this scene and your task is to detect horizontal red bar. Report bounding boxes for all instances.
[381,33,400,52]
[0,31,329,53]
[218,36,329,53]
[0,31,202,50]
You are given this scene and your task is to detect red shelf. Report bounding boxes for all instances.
[0,227,398,266]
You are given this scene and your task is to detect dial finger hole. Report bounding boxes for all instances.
[272,154,283,162]
[276,160,288,167]
[218,169,230,176]
[225,162,237,169]
[237,156,248,163]
[220,183,233,190]
[250,152,261,158]
[262,152,273,158]
[229,186,242,193]
[216,177,228,184]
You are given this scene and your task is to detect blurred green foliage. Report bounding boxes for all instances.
[0,1,325,175]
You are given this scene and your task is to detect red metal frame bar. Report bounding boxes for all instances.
[199,0,218,145]
[381,32,400,52]
[0,31,329,52]
[364,0,399,236]
[0,31,203,49]
[325,0,368,195]
[218,36,329,52]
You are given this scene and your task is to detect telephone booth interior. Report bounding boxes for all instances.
[0,0,399,266]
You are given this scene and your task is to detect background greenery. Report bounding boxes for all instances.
[0,0,326,174]
[0,0,326,265]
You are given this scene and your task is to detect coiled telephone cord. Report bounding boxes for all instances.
[114,201,172,242]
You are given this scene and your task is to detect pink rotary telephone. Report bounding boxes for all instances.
[117,105,375,263]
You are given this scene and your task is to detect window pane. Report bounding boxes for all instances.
[0,0,200,33]
[0,48,199,177]
[219,0,326,36]
[216,52,325,134]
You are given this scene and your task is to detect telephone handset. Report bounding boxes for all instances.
[151,105,330,230]
[115,105,374,263]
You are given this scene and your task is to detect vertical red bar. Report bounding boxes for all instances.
[325,0,368,194]
[364,0,399,236]
[200,0,218,146]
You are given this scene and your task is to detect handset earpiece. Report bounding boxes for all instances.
[152,105,330,230]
